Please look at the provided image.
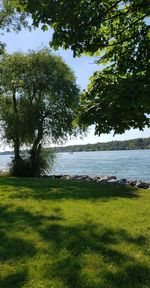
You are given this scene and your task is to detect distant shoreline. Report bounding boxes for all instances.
[52,137,150,153]
[0,152,14,156]
[0,137,150,155]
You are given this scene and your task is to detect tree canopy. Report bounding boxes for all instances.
[11,1,150,68]
[10,0,150,134]
[0,49,80,176]
[78,67,150,135]
[0,0,29,55]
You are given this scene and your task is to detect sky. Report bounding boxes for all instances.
[0,24,149,147]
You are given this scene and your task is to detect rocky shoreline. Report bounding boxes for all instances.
[0,170,149,189]
[47,174,150,189]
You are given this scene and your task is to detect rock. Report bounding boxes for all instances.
[47,174,150,189]
[94,176,101,179]
[97,176,116,183]
[107,179,118,184]
[76,175,86,180]
[70,175,89,181]
[63,175,71,179]
[91,176,101,182]
[136,181,150,189]
[84,176,93,182]
[81,175,91,180]
[129,180,137,187]
[72,175,81,180]
[118,178,128,185]
[108,176,117,180]
[54,175,63,179]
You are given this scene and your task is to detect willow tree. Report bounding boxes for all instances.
[11,0,150,134]
[0,49,80,176]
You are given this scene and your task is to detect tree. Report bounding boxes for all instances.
[11,0,150,134]
[0,0,29,55]
[78,67,150,135]
[0,49,80,176]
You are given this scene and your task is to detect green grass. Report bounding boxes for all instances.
[0,176,150,288]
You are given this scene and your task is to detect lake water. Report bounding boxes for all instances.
[0,150,149,181]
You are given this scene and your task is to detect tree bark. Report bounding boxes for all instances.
[30,126,43,176]
[12,86,22,173]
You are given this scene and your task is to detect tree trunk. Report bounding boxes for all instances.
[14,136,21,162]
[12,86,23,175]
[30,127,43,176]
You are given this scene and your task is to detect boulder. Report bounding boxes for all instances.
[107,179,118,184]
[98,175,116,183]
[136,181,150,189]
[118,178,128,185]
[129,180,137,187]
[54,174,63,179]
[47,174,150,189]
[62,175,71,179]
[84,176,93,182]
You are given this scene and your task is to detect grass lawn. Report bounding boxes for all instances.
[0,176,150,288]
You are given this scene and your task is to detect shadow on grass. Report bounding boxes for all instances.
[0,176,139,201]
[0,203,149,288]
[0,231,36,261]
[0,204,64,231]
[0,205,35,288]
[0,270,27,288]
[0,177,149,287]
[0,205,37,264]
[39,222,150,288]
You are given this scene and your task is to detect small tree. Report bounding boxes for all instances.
[0,49,81,176]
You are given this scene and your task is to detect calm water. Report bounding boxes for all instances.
[0,150,149,181]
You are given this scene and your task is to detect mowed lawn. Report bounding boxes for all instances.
[0,177,150,288]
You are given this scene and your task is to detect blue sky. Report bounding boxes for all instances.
[1,25,149,146]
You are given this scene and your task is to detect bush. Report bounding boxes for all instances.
[9,149,55,177]
[31,148,55,177]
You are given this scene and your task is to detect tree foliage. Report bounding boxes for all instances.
[12,1,150,65]
[12,0,150,134]
[0,49,80,176]
[0,0,29,55]
[79,67,150,134]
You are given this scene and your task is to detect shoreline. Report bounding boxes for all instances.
[0,169,150,189]
[45,174,150,189]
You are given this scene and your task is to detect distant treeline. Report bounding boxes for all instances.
[0,137,150,155]
[50,137,150,153]
[0,151,14,156]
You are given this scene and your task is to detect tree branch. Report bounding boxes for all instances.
[100,6,133,24]
[101,20,149,49]
[119,11,150,34]
[101,0,123,17]
[101,2,150,24]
